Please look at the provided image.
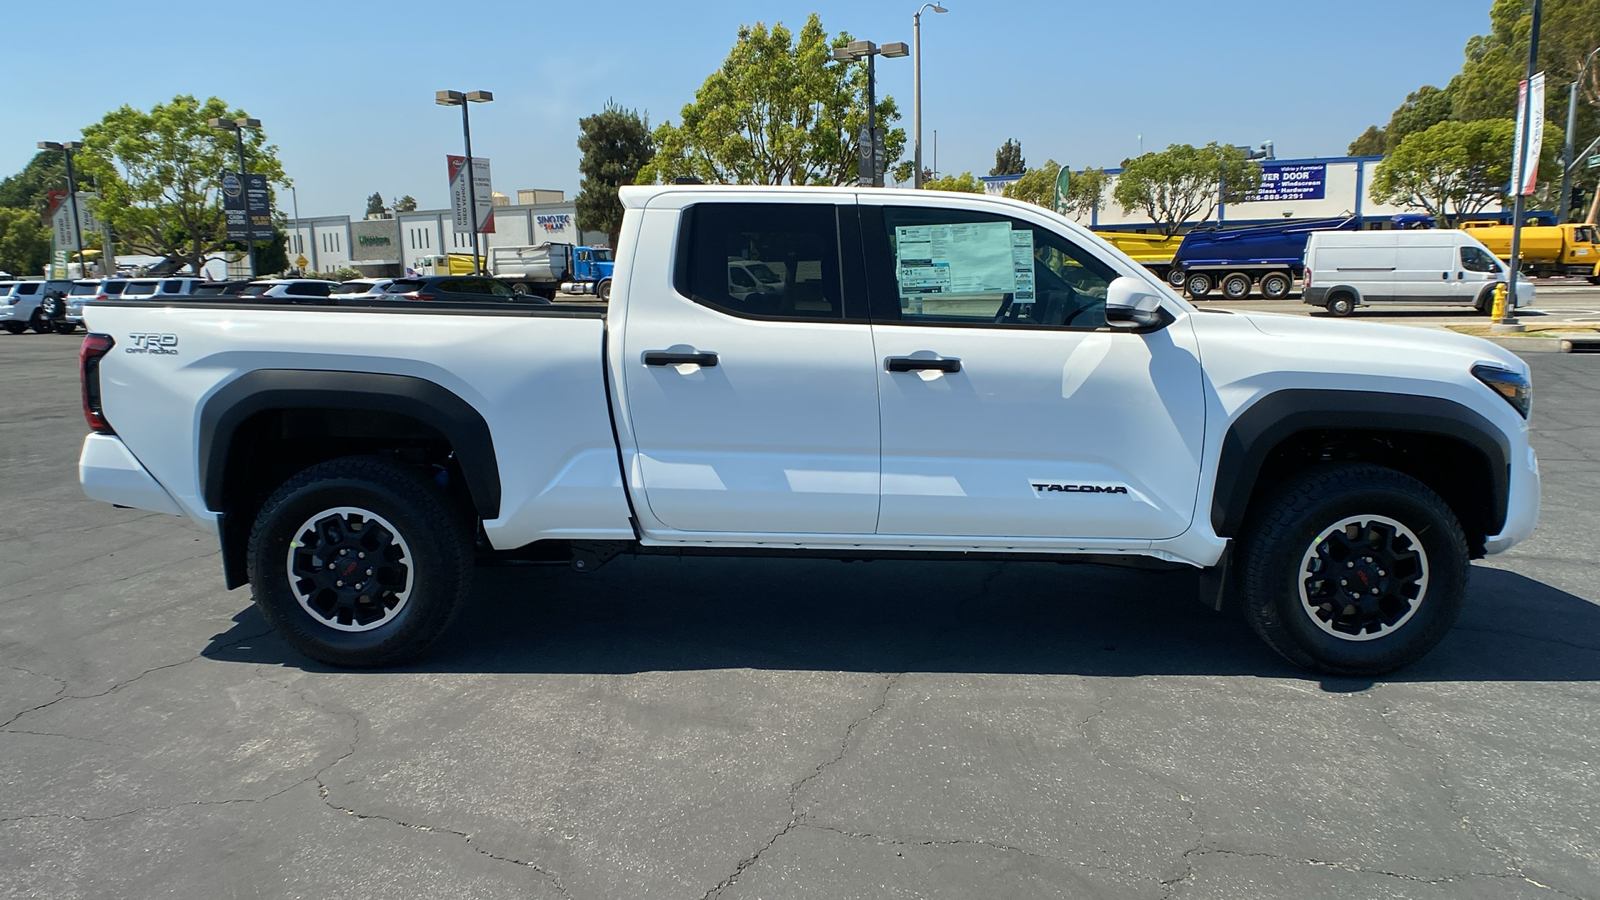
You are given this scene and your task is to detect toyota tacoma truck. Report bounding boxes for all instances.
[76,185,1540,675]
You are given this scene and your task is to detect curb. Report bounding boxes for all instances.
[1477,333,1600,354]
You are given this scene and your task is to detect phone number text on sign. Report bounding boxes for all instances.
[1248,163,1326,202]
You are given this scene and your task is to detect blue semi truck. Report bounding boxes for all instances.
[1168,216,1358,299]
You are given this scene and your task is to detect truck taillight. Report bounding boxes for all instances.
[80,333,115,434]
[1303,267,1312,289]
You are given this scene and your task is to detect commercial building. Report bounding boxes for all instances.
[284,195,605,277]
[977,154,1467,232]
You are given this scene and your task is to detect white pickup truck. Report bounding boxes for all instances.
[77,185,1540,675]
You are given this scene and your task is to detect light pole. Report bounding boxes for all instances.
[37,140,87,278]
[1498,0,1542,333]
[1558,45,1600,222]
[208,116,263,278]
[436,89,493,274]
[832,41,908,187]
[912,4,948,189]
[288,184,306,275]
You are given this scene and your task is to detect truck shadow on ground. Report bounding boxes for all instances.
[205,557,1600,685]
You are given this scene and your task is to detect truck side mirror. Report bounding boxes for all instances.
[1104,275,1167,329]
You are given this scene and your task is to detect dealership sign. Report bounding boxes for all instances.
[448,155,495,234]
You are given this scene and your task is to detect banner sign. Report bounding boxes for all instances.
[1248,162,1327,202]
[223,173,275,241]
[1054,166,1071,215]
[448,155,495,234]
[1512,72,1546,196]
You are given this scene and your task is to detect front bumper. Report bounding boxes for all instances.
[79,434,183,515]
[1485,443,1540,554]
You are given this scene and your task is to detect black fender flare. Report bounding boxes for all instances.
[199,369,501,519]
[1210,389,1509,538]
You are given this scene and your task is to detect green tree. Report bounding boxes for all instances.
[0,207,52,276]
[394,195,417,212]
[1002,159,1059,207]
[0,152,82,214]
[638,14,906,186]
[1348,125,1388,156]
[576,100,655,249]
[365,192,385,217]
[1385,86,1456,151]
[1370,118,1563,222]
[923,171,983,193]
[1112,143,1261,237]
[76,95,287,277]
[991,138,1025,176]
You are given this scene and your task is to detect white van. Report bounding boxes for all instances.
[1302,229,1534,316]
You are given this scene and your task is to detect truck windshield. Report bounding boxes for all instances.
[592,248,613,262]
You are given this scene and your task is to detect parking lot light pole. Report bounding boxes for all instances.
[912,4,947,189]
[833,41,908,187]
[1497,0,1541,334]
[436,90,494,274]
[1559,45,1600,222]
[208,117,263,279]
[37,141,88,278]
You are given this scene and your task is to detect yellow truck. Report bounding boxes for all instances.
[1092,231,1185,286]
[413,253,482,276]
[1459,222,1598,276]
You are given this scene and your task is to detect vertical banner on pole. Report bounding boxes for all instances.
[1513,72,1547,196]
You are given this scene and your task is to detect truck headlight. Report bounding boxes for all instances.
[1472,364,1531,418]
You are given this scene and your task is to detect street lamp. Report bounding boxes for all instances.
[37,140,87,278]
[208,116,263,278]
[1558,45,1600,223]
[436,89,494,274]
[833,40,908,187]
[912,4,948,189]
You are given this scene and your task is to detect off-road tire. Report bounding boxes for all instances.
[1239,464,1468,676]
[1259,272,1292,300]
[247,455,474,668]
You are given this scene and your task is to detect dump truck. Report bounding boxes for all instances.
[1169,216,1358,299]
[1092,232,1184,286]
[490,243,615,301]
[1459,222,1598,276]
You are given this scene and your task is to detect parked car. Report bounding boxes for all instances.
[61,278,132,333]
[79,184,1540,676]
[380,276,552,304]
[119,277,208,302]
[0,279,74,333]
[332,278,395,299]
[1302,230,1535,316]
[236,279,340,303]
[190,280,252,297]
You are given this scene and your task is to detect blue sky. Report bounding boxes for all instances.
[8,0,1490,218]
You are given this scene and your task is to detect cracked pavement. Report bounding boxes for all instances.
[2,334,1597,899]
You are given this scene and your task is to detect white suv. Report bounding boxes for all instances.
[63,279,132,331]
[119,277,208,302]
[236,279,339,303]
[1,280,74,334]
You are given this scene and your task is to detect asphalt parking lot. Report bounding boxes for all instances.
[3,331,1598,900]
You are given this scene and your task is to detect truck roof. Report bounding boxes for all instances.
[618,183,1040,216]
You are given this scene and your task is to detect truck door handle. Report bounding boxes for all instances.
[886,356,961,373]
[643,351,718,367]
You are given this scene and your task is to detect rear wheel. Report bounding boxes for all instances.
[29,311,51,334]
[1326,293,1355,317]
[511,282,532,294]
[1,322,24,334]
[1221,272,1252,300]
[247,456,474,668]
[1259,272,1292,300]
[1165,267,1186,288]
[597,279,612,302]
[1186,272,1214,298]
[1239,464,1468,675]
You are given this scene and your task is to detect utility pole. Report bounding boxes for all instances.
[1497,0,1542,333]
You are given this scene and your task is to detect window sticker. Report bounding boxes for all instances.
[895,221,1017,309]
[1010,229,1036,303]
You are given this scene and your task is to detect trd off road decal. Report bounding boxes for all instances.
[125,333,179,355]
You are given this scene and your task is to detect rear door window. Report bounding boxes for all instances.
[126,280,159,295]
[70,283,98,296]
[18,283,39,296]
[674,203,843,320]
[103,281,129,295]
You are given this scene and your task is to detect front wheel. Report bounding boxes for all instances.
[29,311,51,334]
[1259,272,1292,300]
[247,456,474,668]
[1239,464,1468,675]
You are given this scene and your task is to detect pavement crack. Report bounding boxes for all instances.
[1181,848,1584,897]
[0,626,274,730]
[701,672,903,900]
[795,822,1117,871]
